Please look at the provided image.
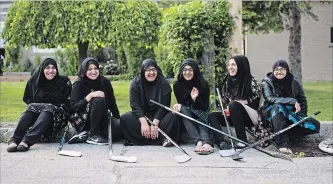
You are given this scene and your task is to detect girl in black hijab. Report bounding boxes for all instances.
[7,58,72,152]
[173,58,213,154]
[69,57,121,145]
[262,60,320,154]
[208,55,262,149]
[120,59,181,146]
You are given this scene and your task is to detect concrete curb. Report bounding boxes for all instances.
[0,128,14,141]
[1,122,332,142]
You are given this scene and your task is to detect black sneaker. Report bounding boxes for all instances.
[17,142,30,152]
[68,131,88,144]
[219,141,232,150]
[235,142,247,149]
[7,143,18,152]
[86,135,108,145]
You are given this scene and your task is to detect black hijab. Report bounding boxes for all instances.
[175,58,206,103]
[23,58,67,104]
[77,57,104,91]
[269,59,294,97]
[138,59,171,111]
[224,55,253,100]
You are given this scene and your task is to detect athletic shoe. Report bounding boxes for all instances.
[235,142,246,149]
[68,131,88,144]
[86,135,108,145]
[17,142,29,152]
[219,141,232,150]
[7,143,18,152]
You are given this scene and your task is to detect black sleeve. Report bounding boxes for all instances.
[247,78,261,109]
[295,80,308,115]
[262,80,297,105]
[62,79,72,112]
[130,81,144,119]
[193,82,210,111]
[220,83,230,106]
[173,82,186,105]
[23,81,31,105]
[154,91,171,121]
[70,82,89,113]
[105,81,120,119]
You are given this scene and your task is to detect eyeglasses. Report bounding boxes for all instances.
[87,67,99,71]
[145,68,157,73]
[274,68,286,72]
[44,65,56,70]
[183,68,194,73]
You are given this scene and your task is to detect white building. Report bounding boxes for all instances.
[246,2,332,82]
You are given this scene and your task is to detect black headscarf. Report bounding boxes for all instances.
[23,58,67,104]
[138,59,171,111]
[175,58,206,105]
[77,57,104,91]
[269,59,294,97]
[224,55,253,100]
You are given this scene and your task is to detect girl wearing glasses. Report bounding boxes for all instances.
[173,58,213,155]
[120,59,181,146]
[261,60,320,154]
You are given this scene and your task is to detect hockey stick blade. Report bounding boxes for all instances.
[109,151,137,163]
[58,150,82,157]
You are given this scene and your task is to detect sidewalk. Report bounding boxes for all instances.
[0,122,332,184]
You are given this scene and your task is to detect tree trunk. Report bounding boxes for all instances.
[77,41,89,71]
[200,35,215,108]
[288,2,302,85]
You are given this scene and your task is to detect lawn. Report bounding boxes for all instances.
[0,81,332,122]
[0,80,178,122]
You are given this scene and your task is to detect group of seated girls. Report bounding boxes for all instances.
[6,56,320,155]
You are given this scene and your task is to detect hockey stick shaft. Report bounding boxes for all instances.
[216,88,235,149]
[149,100,278,158]
[233,111,321,156]
[145,116,189,156]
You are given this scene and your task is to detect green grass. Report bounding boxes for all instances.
[0,81,331,122]
[301,81,332,121]
[0,81,178,122]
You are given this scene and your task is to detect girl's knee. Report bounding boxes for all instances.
[228,101,243,111]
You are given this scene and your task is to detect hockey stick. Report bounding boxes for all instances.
[216,88,241,157]
[108,112,137,163]
[150,100,291,161]
[58,122,82,157]
[231,111,321,160]
[145,117,191,163]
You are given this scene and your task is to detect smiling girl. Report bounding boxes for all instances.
[7,58,72,152]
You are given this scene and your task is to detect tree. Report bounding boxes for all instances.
[159,0,234,87]
[242,1,318,85]
[1,1,115,68]
[111,0,161,75]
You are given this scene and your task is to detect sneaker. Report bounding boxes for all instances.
[7,143,18,152]
[17,142,29,152]
[86,135,108,145]
[235,142,246,149]
[68,131,88,144]
[219,141,232,150]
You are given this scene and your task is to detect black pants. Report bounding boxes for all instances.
[270,104,320,147]
[9,111,53,146]
[208,101,254,143]
[120,111,181,145]
[180,107,212,146]
[88,97,108,137]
